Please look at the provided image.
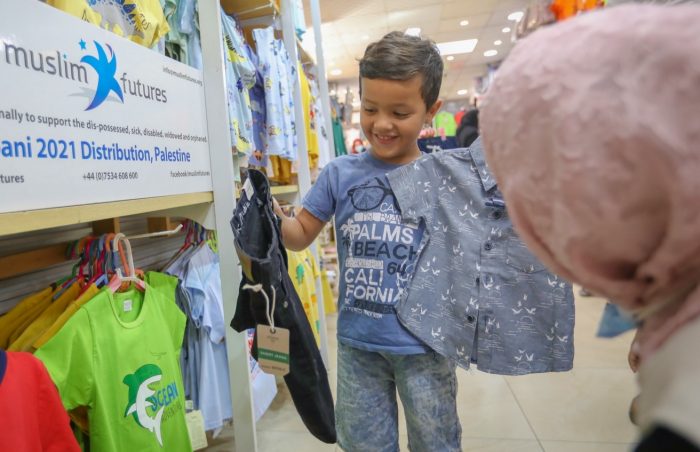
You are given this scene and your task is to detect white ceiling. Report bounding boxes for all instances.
[302,0,529,102]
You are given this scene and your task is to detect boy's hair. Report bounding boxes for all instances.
[359,31,444,109]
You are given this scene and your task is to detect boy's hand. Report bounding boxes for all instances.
[275,205,326,252]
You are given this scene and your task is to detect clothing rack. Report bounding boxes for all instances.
[0,221,187,281]
[128,224,184,240]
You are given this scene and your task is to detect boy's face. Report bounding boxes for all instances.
[360,75,441,165]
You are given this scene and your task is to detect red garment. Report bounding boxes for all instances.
[454,110,466,126]
[0,350,80,452]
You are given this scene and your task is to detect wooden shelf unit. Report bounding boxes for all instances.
[271,184,299,195]
[0,193,214,236]
[221,0,280,19]
[297,38,315,65]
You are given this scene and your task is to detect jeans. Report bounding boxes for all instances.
[336,342,462,452]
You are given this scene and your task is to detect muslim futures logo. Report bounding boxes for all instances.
[1,38,168,111]
[81,40,124,110]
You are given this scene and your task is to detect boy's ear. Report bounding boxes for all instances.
[427,99,443,121]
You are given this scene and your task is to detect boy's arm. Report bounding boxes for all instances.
[274,198,326,251]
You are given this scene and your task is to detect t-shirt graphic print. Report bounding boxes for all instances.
[123,363,182,446]
[303,152,427,354]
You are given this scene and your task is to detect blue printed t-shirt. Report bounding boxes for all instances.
[303,151,427,353]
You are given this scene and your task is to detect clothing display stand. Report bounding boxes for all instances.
[199,1,257,449]
[279,0,331,368]
[0,0,333,450]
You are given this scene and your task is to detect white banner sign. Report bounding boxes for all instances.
[0,1,213,214]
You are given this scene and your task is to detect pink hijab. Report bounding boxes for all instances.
[480,4,700,359]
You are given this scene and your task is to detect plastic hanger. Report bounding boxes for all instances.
[108,234,145,292]
[81,235,108,293]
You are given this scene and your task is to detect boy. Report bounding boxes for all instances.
[274,32,461,451]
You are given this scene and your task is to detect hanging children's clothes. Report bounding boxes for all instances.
[246,44,269,168]
[320,263,336,315]
[329,97,347,157]
[8,282,81,352]
[221,11,256,155]
[162,0,189,64]
[162,242,202,411]
[46,0,169,48]
[332,118,347,157]
[277,38,298,161]
[454,109,466,125]
[300,63,319,170]
[291,0,306,38]
[32,284,101,350]
[310,79,331,168]
[175,280,201,411]
[146,270,202,416]
[269,155,294,185]
[254,27,298,161]
[4,287,60,347]
[35,279,192,452]
[173,0,202,69]
[0,287,55,349]
[254,27,286,158]
[288,249,321,345]
[0,350,81,452]
[175,0,196,34]
[9,283,79,347]
[181,244,233,431]
[187,22,203,70]
[434,111,458,137]
[387,139,575,375]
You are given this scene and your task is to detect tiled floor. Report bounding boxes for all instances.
[210,289,640,451]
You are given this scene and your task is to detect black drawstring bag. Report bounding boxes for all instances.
[230,169,336,444]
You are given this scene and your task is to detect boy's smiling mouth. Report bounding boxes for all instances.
[374,133,398,145]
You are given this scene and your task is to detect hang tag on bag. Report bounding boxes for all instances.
[242,177,255,200]
[256,325,290,376]
[185,410,208,450]
[242,283,290,376]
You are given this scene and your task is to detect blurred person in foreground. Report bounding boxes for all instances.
[480,4,700,451]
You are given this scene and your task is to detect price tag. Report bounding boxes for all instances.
[242,177,254,200]
[256,325,290,376]
[185,410,208,450]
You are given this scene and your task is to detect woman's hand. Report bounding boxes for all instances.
[628,329,641,372]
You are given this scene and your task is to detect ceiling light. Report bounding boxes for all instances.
[405,27,421,36]
[460,20,469,26]
[508,11,524,22]
[457,89,468,95]
[502,27,511,33]
[436,39,478,56]
[484,49,498,57]
[330,90,336,96]
[330,69,342,76]
[361,34,370,40]
[494,40,503,46]
[446,55,455,61]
